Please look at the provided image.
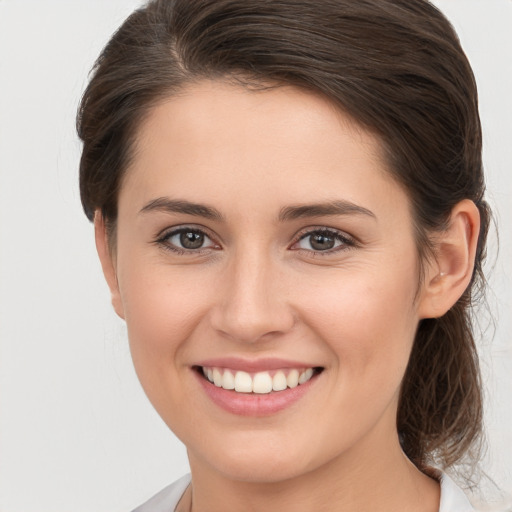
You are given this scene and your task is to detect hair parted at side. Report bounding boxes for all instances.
[77,0,490,474]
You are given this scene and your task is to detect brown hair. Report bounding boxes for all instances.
[77,0,490,473]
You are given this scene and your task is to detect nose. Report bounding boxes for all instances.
[209,249,296,343]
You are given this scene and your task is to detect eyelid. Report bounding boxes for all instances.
[294,225,358,242]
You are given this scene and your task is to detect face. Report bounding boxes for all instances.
[102,80,433,483]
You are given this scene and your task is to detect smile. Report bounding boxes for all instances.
[201,366,317,394]
[194,360,324,416]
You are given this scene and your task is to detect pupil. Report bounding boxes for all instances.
[310,233,334,250]
[180,231,204,249]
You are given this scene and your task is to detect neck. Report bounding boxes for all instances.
[185,428,439,512]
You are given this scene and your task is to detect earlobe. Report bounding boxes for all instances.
[94,211,125,320]
[418,199,480,319]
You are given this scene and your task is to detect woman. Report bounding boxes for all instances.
[77,0,491,510]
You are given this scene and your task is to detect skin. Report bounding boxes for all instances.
[96,80,480,512]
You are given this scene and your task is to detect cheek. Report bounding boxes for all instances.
[117,263,217,426]
[298,266,419,386]
[117,257,210,373]
[293,271,419,462]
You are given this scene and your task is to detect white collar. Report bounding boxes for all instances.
[439,472,475,512]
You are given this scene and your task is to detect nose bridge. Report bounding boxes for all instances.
[211,244,294,343]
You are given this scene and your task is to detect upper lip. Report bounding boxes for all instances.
[195,357,321,373]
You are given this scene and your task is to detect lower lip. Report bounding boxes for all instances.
[195,370,319,417]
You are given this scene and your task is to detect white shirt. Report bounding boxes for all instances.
[132,472,474,512]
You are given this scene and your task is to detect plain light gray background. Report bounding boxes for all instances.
[0,1,510,511]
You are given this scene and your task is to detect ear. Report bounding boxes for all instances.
[94,211,125,319]
[418,199,480,319]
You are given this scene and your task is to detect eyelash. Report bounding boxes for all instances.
[154,226,356,256]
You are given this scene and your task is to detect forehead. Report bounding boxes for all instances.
[121,80,408,221]
[135,80,380,157]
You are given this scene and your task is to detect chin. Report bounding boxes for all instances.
[210,452,313,484]
[185,427,331,484]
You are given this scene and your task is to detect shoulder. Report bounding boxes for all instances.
[131,474,191,512]
[439,472,475,512]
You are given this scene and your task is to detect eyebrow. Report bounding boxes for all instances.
[278,200,376,222]
[139,197,376,223]
[139,198,224,221]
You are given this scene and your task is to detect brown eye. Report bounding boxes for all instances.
[179,231,205,249]
[293,229,354,253]
[159,228,217,253]
[308,233,336,251]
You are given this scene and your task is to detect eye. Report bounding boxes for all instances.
[157,227,218,253]
[292,228,355,253]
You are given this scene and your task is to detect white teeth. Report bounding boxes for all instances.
[203,366,317,393]
[234,371,253,393]
[299,368,314,384]
[286,369,299,388]
[213,368,223,387]
[222,370,235,390]
[252,372,273,394]
[272,371,287,391]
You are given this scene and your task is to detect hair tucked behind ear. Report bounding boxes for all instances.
[398,196,490,473]
[77,0,490,474]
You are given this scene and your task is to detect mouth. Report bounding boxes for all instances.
[195,365,324,394]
